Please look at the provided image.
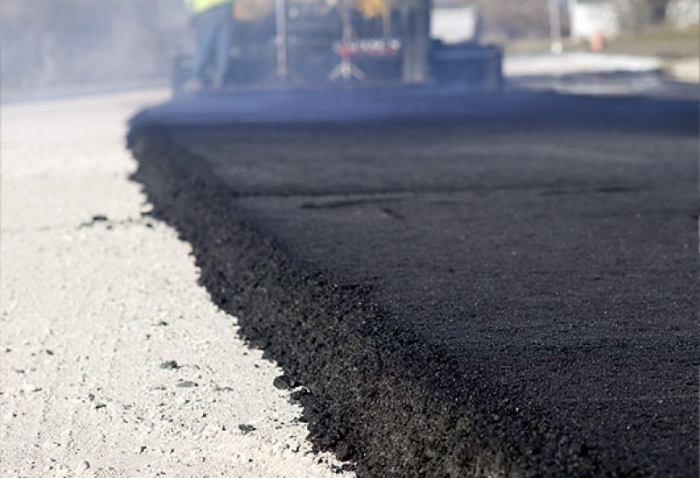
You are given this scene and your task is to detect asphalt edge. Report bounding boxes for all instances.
[126,123,616,477]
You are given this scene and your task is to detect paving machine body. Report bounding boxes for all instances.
[172,0,502,91]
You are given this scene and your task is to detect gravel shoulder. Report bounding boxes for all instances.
[0,91,351,477]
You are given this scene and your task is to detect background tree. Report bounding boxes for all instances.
[477,0,550,39]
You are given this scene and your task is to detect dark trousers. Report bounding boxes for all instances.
[193,4,233,85]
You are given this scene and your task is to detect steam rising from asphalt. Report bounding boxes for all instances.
[3,0,696,100]
[0,0,190,95]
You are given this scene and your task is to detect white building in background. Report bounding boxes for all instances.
[430,0,482,44]
[568,0,620,39]
[666,0,700,28]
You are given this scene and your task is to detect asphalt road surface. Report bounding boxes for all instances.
[129,89,698,477]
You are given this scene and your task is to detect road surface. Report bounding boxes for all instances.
[129,89,699,477]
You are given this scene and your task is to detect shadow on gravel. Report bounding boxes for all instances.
[127,89,699,478]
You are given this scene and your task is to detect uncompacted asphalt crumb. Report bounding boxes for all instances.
[0,91,353,477]
[128,89,698,477]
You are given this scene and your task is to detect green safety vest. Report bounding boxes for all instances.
[185,0,232,14]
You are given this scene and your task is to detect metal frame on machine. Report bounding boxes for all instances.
[328,0,367,81]
[275,0,288,79]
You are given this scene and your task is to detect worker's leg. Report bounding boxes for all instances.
[193,8,219,84]
[212,6,233,88]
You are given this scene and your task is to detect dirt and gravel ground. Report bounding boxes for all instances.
[0,92,352,477]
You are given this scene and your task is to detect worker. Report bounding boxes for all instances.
[183,0,234,91]
[354,0,389,20]
[234,0,272,21]
[354,0,391,38]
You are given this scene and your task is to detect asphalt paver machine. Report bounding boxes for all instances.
[172,0,503,91]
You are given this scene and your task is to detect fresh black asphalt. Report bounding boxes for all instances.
[128,89,698,477]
